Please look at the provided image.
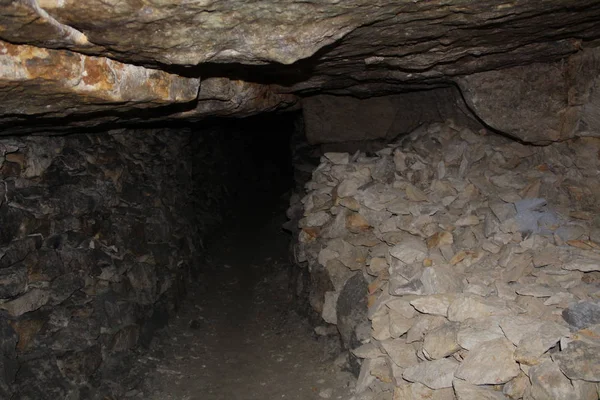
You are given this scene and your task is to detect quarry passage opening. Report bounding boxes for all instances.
[0,110,302,399]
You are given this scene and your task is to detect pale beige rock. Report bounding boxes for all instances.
[389,310,414,339]
[563,260,600,272]
[356,358,383,393]
[303,211,331,227]
[499,316,545,346]
[423,322,461,360]
[455,215,480,227]
[389,236,428,264]
[393,383,455,400]
[514,321,570,365]
[453,379,508,400]
[515,284,554,298]
[372,312,392,341]
[325,259,355,291]
[553,340,600,382]
[386,299,417,319]
[403,358,459,389]
[527,360,576,400]
[457,317,506,350]
[406,315,447,343]
[447,295,512,322]
[368,257,389,276]
[324,152,350,165]
[352,342,385,359]
[503,372,530,399]
[410,295,455,317]
[322,291,339,324]
[455,338,520,385]
[380,339,418,368]
[421,266,464,294]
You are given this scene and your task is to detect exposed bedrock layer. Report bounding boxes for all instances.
[1,1,600,142]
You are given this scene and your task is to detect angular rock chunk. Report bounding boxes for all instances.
[453,379,508,400]
[455,338,520,385]
[389,235,428,264]
[447,295,512,322]
[527,360,577,400]
[337,273,369,349]
[423,322,461,360]
[393,383,455,400]
[562,301,600,330]
[410,294,455,317]
[553,341,600,382]
[380,339,418,368]
[403,358,459,389]
[514,321,569,365]
[457,317,505,350]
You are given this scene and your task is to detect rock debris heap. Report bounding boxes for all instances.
[292,120,600,400]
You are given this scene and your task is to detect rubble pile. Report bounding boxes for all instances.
[292,120,600,399]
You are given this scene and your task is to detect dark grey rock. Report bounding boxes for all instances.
[562,301,600,330]
[337,273,368,376]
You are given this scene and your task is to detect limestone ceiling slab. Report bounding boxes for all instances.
[1,0,600,138]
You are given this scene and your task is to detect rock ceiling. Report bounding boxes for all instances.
[1,0,600,140]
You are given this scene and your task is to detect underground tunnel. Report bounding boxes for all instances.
[2,2,600,400]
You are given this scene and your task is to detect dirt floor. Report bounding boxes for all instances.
[135,194,355,400]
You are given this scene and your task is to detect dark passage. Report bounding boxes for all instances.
[128,113,355,399]
[0,111,352,400]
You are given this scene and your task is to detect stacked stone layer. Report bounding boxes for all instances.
[0,126,255,399]
[294,121,600,399]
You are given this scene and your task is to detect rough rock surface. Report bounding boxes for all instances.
[0,115,295,398]
[2,1,600,140]
[291,119,600,399]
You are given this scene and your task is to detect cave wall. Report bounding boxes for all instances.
[0,122,277,399]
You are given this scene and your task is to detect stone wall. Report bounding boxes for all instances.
[291,120,600,399]
[0,122,274,399]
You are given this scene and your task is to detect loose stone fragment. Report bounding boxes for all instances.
[405,184,428,202]
[372,312,391,341]
[514,321,570,365]
[389,310,413,338]
[324,152,350,165]
[406,315,447,343]
[515,284,554,298]
[562,301,600,330]
[420,266,464,294]
[447,295,511,322]
[389,236,428,264]
[380,339,418,368]
[322,291,339,324]
[457,317,505,350]
[563,260,600,272]
[426,231,453,249]
[393,383,455,400]
[410,294,455,316]
[455,338,520,385]
[453,379,508,400]
[502,372,530,399]
[347,212,372,233]
[527,360,577,400]
[553,341,600,382]
[455,214,480,226]
[423,322,461,359]
[356,358,383,393]
[403,358,459,389]
[352,342,385,359]
[386,298,417,319]
[499,316,545,346]
[0,289,50,317]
